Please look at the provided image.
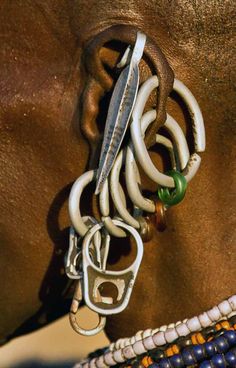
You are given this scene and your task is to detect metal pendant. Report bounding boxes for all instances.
[95,31,146,194]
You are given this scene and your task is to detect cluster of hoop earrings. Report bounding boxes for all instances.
[65,31,206,336]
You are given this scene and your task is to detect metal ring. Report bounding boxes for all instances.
[110,149,140,228]
[99,179,127,237]
[130,76,205,187]
[69,281,106,336]
[126,109,189,213]
[82,219,144,315]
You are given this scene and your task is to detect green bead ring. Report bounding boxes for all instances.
[158,170,187,206]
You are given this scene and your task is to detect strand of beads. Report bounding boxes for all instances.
[75,296,236,368]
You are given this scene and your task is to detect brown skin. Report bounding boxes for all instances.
[0,0,235,346]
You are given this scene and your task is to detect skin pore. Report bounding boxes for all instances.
[0,0,235,345]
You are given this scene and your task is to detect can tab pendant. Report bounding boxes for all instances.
[82,220,143,315]
[95,31,146,195]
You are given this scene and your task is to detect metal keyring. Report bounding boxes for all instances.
[99,179,127,238]
[125,109,190,213]
[82,219,144,315]
[130,76,205,187]
[69,280,106,336]
[110,149,140,229]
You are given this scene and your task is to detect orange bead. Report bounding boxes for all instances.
[142,356,150,368]
[172,345,180,354]
[221,321,231,330]
[166,347,174,357]
[196,333,206,344]
[147,357,153,365]
[191,334,198,345]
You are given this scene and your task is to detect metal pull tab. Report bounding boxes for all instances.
[69,279,106,336]
[82,219,143,315]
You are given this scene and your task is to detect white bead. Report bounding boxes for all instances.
[124,339,131,347]
[122,345,136,360]
[82,364,89,368]
[187,316,201,332]
[168,323,175,329]
[130,336,136,344]
[113,349,125,363]
[159,324,168,332]
[115,339,122,350]
[207,306,222,322]
[90,358,97,368]
[109,343,115,351]
[228,295,236,310]
[165,328,179,343]
[133,340,147,355]
[153,331,166,346]
[96,356,107,368]
[218,300,232,316]
[135,330,143,341]
[143,329,152,338]
[143,336,156,350]
[176,322,190,337]
[104,352,117,366]
[199,312,212,328]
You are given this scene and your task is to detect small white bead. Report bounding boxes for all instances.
[82,364,89,368]
[122,345,136,360]
[96,356,107,368]
[165,328,179,343]
[159,324,168,332]
[199,312,212,328]
[207,306,222,322]
[187,316,201,332]
[104,352,117,366]
[218,300,232,316]
[124,339,131,347]
[130,336,136,344]
[133,340,147,355]
[168,323,175,329]
[143,329,152,338]
[113,349,125,363]
[143,336,156,350]
[228,295,236,310]
[176,322,190,337]
[109,343,115,351]
[135,330,143,341]
[90,358,97,368]
[153,331,166,346]
[115,339,122,350]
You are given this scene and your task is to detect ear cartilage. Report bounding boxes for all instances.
[66,30,206,336]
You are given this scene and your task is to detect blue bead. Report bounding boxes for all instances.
[215,336,229,353]
[159,358,172,368]
[149,364,160,368]
[192,345,205,360]
[224,330,236,346]
[205,342,217,357]
[182,349,196,365]
[199,360,212,368]
[169,354,184,368]
[211,354,226,368]
[225,351,236,367]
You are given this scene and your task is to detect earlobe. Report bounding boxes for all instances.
[80,24,174,169]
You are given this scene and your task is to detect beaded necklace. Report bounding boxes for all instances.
[74,295,236,368]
